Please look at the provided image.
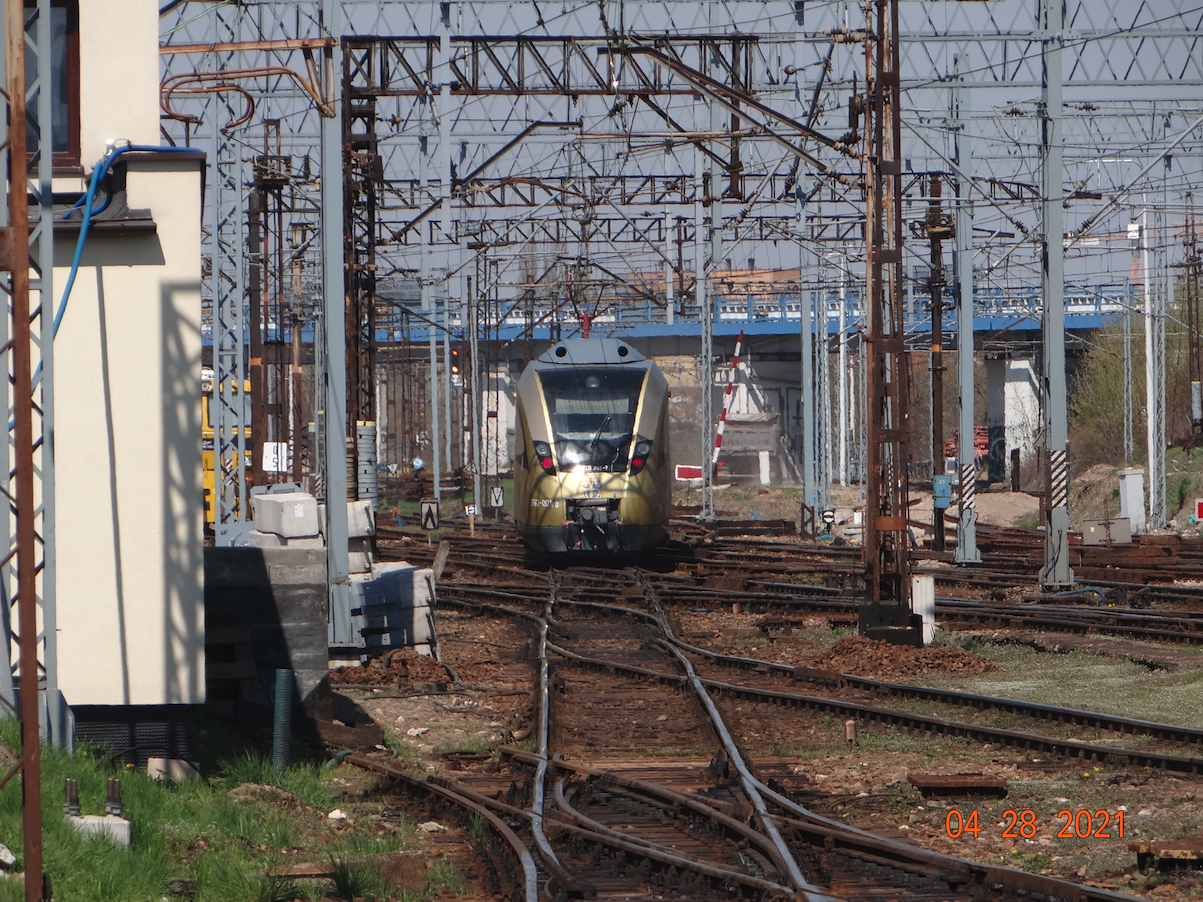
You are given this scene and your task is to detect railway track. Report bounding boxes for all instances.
[344,570,1179,901]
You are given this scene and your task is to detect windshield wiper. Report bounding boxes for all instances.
[589,414,612,450]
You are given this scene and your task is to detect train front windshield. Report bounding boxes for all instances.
[540,368,646,471]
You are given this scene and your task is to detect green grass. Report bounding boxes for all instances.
[212,752,336,809]
[0,717,446,902]
[436,737,493,756]
[927,634,1203,727]
[382,478,514,528]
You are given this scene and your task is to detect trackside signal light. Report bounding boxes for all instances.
[630,440,652,475]
[450,347,460,375]
[533,441,556,475]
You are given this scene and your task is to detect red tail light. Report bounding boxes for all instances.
[533,441,556,475]
[630,440,652,475]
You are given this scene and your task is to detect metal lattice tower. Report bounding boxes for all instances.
[862,0,911,606]
[210,99,251,547]
[0,0,58,889]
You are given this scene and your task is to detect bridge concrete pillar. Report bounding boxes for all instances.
[1004,359,1041,465]
[986,356,1041,486]
[986,357,1006,483]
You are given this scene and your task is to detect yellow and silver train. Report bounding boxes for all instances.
[514,338,671,553]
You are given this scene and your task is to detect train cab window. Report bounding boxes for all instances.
[539,368,646,472]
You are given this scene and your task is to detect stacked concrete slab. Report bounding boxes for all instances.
[347,499,375,574]
[350,561,436,657]
[250,491,324,548]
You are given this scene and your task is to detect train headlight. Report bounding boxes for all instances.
[533,440,556,475]
[630,440,652,475]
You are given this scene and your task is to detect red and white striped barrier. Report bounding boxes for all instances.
[711,329,744,475]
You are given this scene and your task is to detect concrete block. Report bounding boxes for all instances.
[348,500,376,538]
[911,575,935,646]
[371,561,436,607]
[248,530,285,548]
[1119,469,1146,535]
[252,492,320,538]
[1084,518,1132,545]
[147,757,200,781]
[348,561,437,652]
[284,535,325,549]
[348,551,372,573]
[66,814,131,846]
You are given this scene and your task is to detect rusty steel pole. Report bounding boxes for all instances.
[5,0,44,896]
[861,0,911,609]
[1186,197,1202,438]
[926,174,949,551]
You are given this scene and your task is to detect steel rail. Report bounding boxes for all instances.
[515,750,1151,902]
[544,640,1203,775]
[627,579,835,902]
[699,674,1203,773]
[527,579,563,878]
[749,780,1149,902]
[654,582,1203,646]
[472,594,1203,746]
[346,754,538,902]
[661,624,1203,746]
[503,748,789,869]
[550,777,795,898]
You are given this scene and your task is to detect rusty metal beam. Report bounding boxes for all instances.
[4,0,43,896]
[159,37,337,55]
[862,0,911,609]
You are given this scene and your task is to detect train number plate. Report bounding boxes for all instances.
[530,499,559,508]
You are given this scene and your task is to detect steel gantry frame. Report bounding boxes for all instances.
[157,1,1203,599]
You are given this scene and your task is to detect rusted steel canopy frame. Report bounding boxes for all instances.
[159,37,337,56]
[862,0,911,606]
[623,45,858,187]
[390,120,578,241]
[4,0,43,896]
[342,34,758,97]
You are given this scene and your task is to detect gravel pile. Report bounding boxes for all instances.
[331,646,450,686]
[806,636,996,679]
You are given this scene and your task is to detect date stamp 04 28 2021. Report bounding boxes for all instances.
[945,809,1125,840]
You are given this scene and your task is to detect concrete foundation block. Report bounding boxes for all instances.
[252,492,320,538]
[348,551,373,573]
[66,814,131,846]
[346,562,437,652]
[248,530,285,548]
[1119,468,1146,535]
[347,500,375,538]
[146,757,200,782]
[284,535,325,549]
[911,575,936,646]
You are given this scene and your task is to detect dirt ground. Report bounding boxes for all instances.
[674,483,1041,538]
[335,599,1203,899]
